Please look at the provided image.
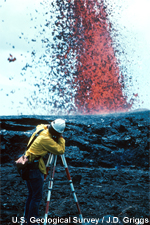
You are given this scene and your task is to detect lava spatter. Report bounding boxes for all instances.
[5,0,134,115]
[7,54,16,62]
[71,0,132,114]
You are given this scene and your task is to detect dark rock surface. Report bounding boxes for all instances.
[0,110,150,225]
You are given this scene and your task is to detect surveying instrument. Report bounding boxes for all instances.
[43,153,84,225]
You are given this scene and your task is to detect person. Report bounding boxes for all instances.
[24,118,66,225]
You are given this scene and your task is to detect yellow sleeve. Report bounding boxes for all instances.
[40,136,65,155]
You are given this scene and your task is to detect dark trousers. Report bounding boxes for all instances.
[24,169,44,225]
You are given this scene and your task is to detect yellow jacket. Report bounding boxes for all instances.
[25,124,65,174]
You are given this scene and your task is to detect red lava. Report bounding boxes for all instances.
[71,0,132,114]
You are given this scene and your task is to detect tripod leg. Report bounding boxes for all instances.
[44,153,54,181]
[61,154,84,223]
[44,155,57,225]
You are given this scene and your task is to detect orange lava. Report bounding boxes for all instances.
[72,0,131,114]
[7,54,16,62]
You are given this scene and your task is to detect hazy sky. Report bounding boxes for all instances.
[0,0,150,115]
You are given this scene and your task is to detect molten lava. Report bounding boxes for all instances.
[71,0,131,114]
[7,54,16,62]
[25,0,133,115]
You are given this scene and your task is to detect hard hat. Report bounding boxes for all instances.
[51,119,66,134]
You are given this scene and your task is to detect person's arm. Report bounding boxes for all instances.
[40,136,65,155]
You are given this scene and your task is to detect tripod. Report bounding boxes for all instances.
[44,153,84,225]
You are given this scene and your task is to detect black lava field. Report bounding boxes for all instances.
[1,110,150,225]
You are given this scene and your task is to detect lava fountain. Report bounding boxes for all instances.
[5,0,133,115]
[69,0,132,114]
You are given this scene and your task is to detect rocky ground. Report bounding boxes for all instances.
[1,110,150,225]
